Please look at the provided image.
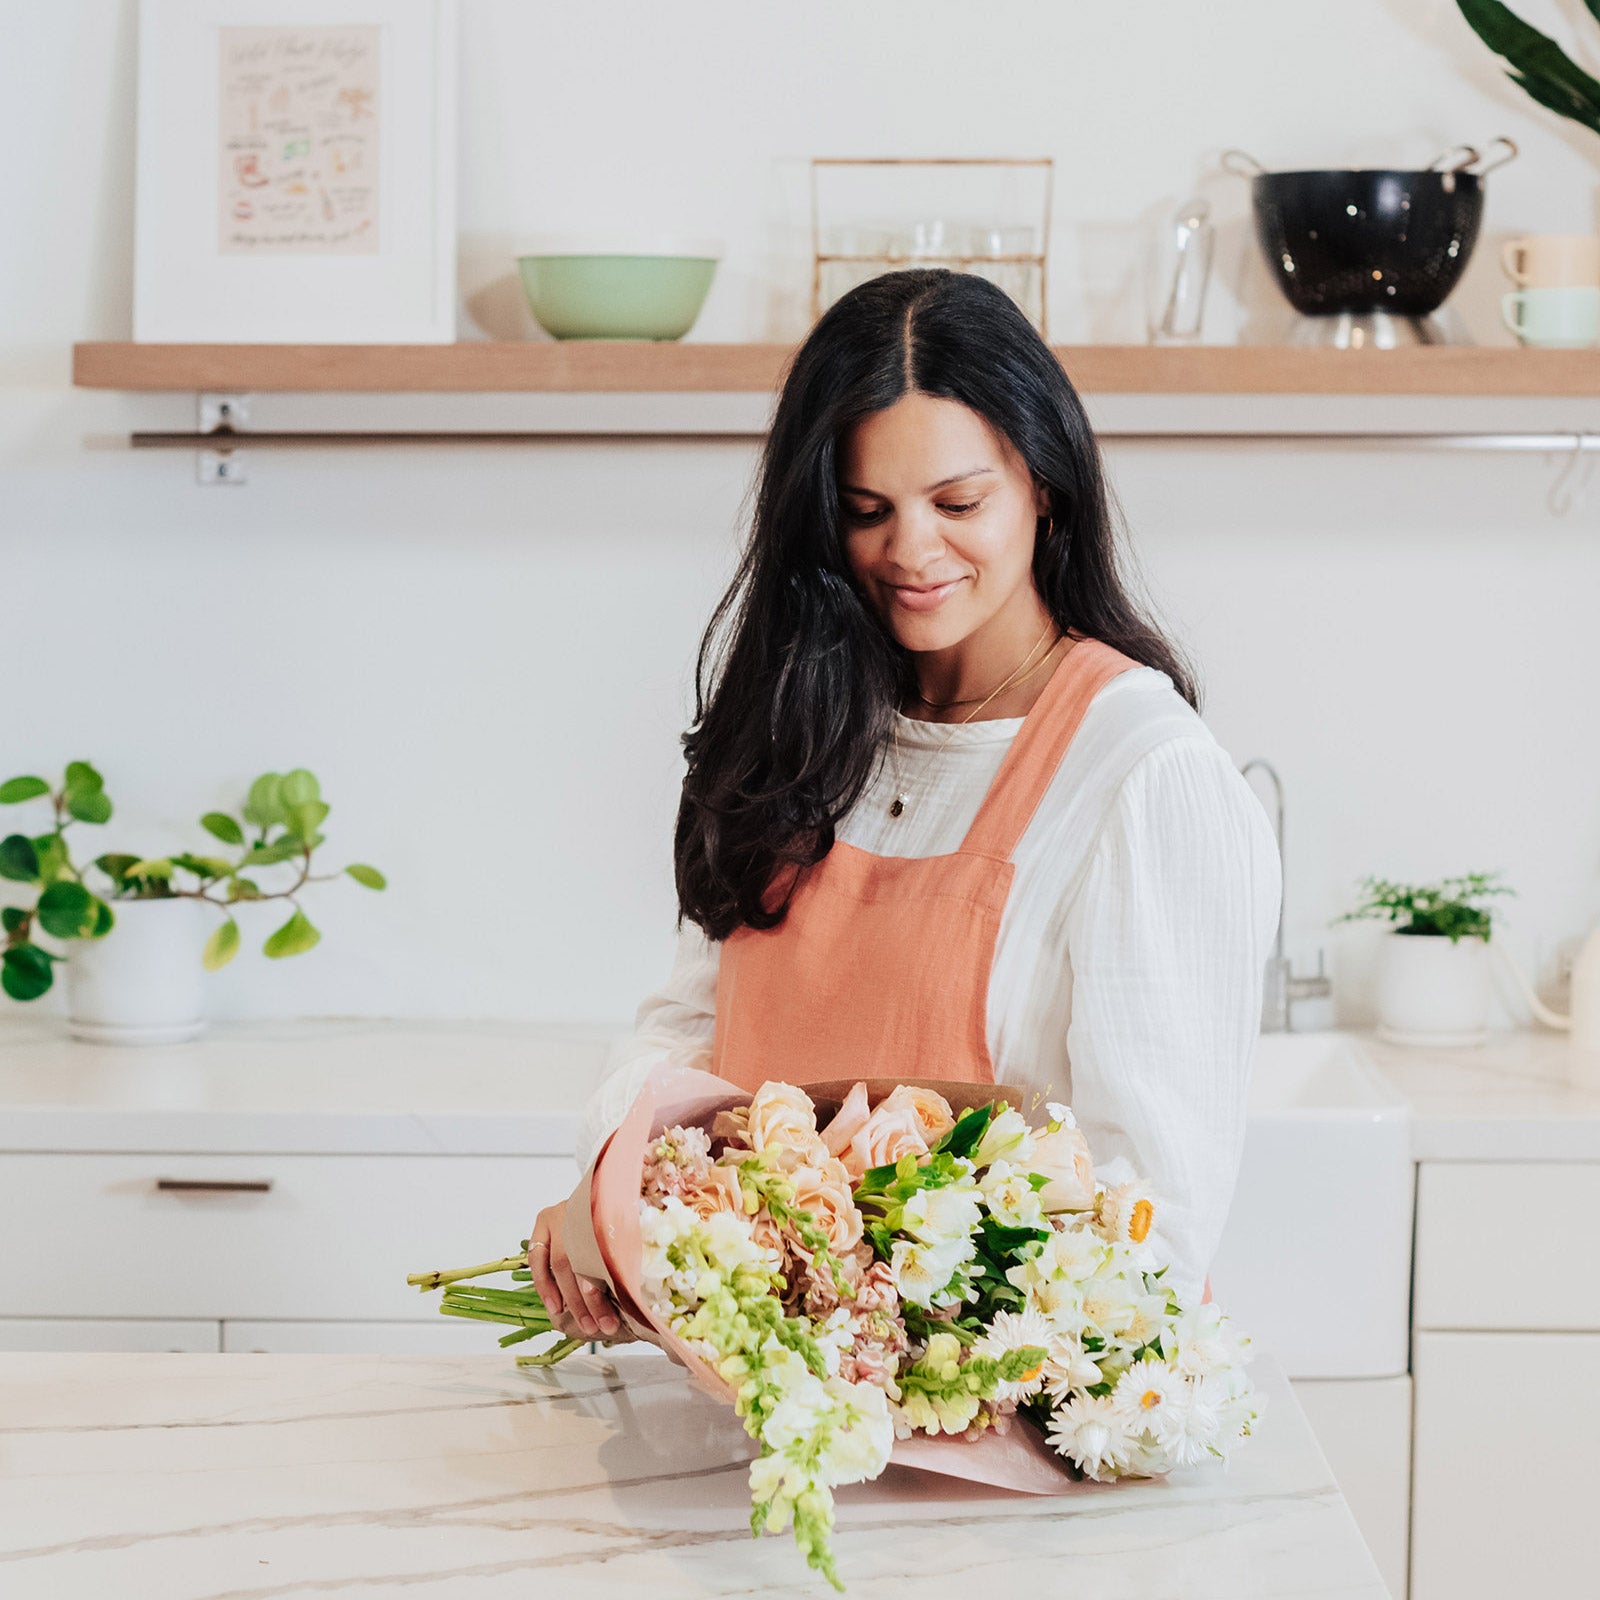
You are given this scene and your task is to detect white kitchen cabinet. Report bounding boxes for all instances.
[0,1317,221,1352]
[0,1151,577,1326]
[221,1319,529,1354]
[1292,1376,1410,1600]
[1411,1330,1600,1597]
[1414,1162,1600,1329]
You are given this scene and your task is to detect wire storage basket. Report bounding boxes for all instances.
[810,157,1054,336]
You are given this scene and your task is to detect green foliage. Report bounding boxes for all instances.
[1332,870,1514,942]
[1455,0,1600,138]
[0,762,386,1001]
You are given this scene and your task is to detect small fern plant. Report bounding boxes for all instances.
[1456,1,1600,141]
[1333,870,1514,943]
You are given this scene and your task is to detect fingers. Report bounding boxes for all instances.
[575,1273,621,1339]
[529,1202,620,1341]
[548,1244,602,1338]
[527,1208,562,1314]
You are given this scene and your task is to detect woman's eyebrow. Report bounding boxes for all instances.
[839,466,998,497]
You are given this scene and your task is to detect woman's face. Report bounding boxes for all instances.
[837,392,1051,655]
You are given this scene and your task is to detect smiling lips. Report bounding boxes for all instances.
[889,578,964,612]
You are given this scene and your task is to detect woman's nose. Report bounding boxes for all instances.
[879,509,946,565]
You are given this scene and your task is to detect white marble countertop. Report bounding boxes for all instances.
[1358,1026,1600,1161]
[0,1347,1388,1599]
[0,1011,1595,1162]
[0,1016,602,1155]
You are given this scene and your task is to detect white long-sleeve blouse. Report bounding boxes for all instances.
[575,664,1283,1303]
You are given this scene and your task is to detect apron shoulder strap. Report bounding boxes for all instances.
[958,636,1144,860]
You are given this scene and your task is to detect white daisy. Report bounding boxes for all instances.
[1095,1181,1156,1245]
[1111,1356,1180,1426]
[1151,1378,1222,1468]
[1045,1392,1133,1481]
[972,1308,1054,1401]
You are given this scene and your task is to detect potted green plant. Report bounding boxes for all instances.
[0,762,385,1044]
[1333,870,1514,1046]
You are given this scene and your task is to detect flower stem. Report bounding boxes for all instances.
[406,1255,527,1292]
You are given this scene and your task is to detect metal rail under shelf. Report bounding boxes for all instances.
[121,390,1600,482]
[134,428,1600,449]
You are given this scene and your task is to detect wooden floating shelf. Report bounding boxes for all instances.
[72,341,1600,397]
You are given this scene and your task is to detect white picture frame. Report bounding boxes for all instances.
[133,0,457,343]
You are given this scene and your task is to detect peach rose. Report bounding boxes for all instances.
[1028,1123,1097,1212]
[820,1081,872,1158]
[678,1162,746,1223]
[839,1101,930,1179]
[789,1157,864,1254]
[681,1162,786,1254]
[877,1084,956,1145]
[746,1081,828,1168]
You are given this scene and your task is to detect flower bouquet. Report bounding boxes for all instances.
[407,1068,1261,1590]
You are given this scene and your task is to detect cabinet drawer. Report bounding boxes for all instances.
[1415,1162,1600,1330]
[0,1318,221,1353]
[221,1319,526,1355]
[1412,1331,1600,1597]
[0,1152,577,1321]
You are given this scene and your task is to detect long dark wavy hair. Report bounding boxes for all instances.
[675,267,1198,942]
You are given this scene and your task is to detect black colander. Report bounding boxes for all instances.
[1223,141,1518,318]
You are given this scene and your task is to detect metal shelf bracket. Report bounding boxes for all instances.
[196,393,251,485]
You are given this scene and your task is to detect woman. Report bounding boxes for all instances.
[529,267,1282,1343]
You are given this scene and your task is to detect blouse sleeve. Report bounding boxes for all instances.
[573,918,722,1170]
[1059,735,1282,1305]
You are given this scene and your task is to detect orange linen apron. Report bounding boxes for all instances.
[710,634,1141,1091]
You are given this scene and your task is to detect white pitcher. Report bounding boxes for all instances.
[1491,923,1600,1085]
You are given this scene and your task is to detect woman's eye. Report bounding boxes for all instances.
[842,498,981,524]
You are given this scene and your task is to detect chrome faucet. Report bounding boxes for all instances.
[1239,758,1331,1032]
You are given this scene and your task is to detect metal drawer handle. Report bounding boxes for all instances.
[156,1178,273,1194]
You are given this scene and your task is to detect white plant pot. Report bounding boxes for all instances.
[63,896,209,1045]
[1374,928,1491,1047]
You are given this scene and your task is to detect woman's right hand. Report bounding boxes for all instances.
[527,1197,622,1341]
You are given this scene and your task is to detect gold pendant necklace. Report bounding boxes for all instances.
[888,622,1061,818]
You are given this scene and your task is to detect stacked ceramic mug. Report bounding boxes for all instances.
[1501,233,1600,347]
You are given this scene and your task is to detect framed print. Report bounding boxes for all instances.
[133,0,457,342]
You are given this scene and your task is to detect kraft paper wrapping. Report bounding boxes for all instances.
[562,1065,1103,1495]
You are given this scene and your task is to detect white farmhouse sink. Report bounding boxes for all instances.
[1207,1030,1411,1380]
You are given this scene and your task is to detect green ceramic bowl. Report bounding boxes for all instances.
[515,236,723,340]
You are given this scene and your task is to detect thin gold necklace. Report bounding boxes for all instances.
[915,631,1062,707]
[887,621,1061,819]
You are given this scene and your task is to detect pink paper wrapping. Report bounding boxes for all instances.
[562,1064,1108,1496]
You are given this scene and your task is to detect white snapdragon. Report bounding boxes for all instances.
[749,1369,895,1506]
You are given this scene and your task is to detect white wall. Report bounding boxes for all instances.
[3,1,1598,1031]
